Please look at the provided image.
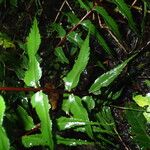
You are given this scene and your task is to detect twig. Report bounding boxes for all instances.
[56,7,95,47]
[114,128,131,150]
[54,0,66,22]
[107,30,129,54]
[65,0,75,14]
[0,87,66,94]
[132,6,150,14]
[131,0,137,6]
[109,105,150,113]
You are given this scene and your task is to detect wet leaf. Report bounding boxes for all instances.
[63,33,90,91]
[133,93,150,123]
[22,134,45,147]
[62,94,93,139]
[94,6,121,39]
[89,55,135,95]
[55,47,69,64]
[22,91,54,149]
[26,18,41,57]
[113,0,138,33]
[51,23,66,38]
[56,135,94,146]
[0,96,10,150]
[0,32,15,49]
[17,106,34,131]
[67,32,83,47]
[24,57,42,87]
[0,96,5,126]
[57,117,86,130]
[24,18,42,87]
[126,103,150,149]
[57,117,98,131]
[82,96,95,111]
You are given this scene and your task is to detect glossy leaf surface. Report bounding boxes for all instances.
[89,56,134,95]
[113,0,138,33]
[133,94,150,123]
[22,91,54,150]
[63,33,90,91]
[0,96,10,150]
[56,135,94,146]
[17,106,34,131]
[62,94,93,138]
[82,96,95,112]
[24,18,42,87]
[57,117,86,130]
[24,57,42,87]
[22,134,45,147]
[67,32,83,47]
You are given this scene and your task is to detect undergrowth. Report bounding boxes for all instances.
[0,0,150,149]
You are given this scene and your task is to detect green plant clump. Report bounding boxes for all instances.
[0,0,150,149]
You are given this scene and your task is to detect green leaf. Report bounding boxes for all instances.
[22,134,45,147]
[89,55,135,95]
[0,96,10,150]
[133,94,150,123]
[51,23,66,38]
[63,32,90,91]
[66,13,112,55]
[66,12,79,25]
[57,117,97,131]
[27,18,41,58]
[22,91,54,149]
[24,57,42,87]
[0,32,15,49]
[67,32,83,47]
[96,106,116,133]
[144,79,150,87]
[0,96,5,125]
[81,20,112,55]
[24,18,42,87]
[55,47,69,64]
[126,103,150,149]
[62,94,93,139]
[56,135,94,146]
[57,117,86,130]
[82,96,95,111]
[113,0,138,33]
[94,6,121,39]
[77,0,92,11]
[17,106,34,131]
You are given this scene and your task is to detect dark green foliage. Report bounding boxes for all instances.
[0,0,150,149]
[126,103,150,149]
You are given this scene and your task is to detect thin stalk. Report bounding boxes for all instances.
[56,7,95,47]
